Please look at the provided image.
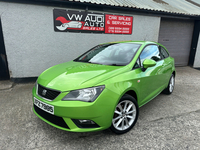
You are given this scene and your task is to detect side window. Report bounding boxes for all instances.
[140,45,161,66]
[159,46,169,58]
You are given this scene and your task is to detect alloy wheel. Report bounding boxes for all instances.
[169,75,175,93]
[112,100,136,131]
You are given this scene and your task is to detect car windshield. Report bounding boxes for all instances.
[74,43,141,66]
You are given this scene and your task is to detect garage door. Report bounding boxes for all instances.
[158,18,194,66]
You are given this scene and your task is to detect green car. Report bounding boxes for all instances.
[32,41,175,134]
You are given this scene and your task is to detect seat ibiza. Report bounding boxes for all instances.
[32,41,175,134]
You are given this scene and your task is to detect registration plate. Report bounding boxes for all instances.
[34,97,54,115]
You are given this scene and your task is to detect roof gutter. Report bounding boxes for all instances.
[0,0,200,20]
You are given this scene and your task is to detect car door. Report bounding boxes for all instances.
[158,45,173,85]
[138,44,165,106]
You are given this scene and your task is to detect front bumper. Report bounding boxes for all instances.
[32,86,119,132]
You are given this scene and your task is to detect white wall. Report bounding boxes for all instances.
[193,33,200,68]
[0,2,161,78]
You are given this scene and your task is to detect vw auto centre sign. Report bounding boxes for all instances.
[53,9,133,34]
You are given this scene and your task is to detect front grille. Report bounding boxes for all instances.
[37,84,60,100]
[34,105,70,129]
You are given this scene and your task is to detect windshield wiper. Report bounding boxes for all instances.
[74,60,123,66]
[88,62,103,65]
[109,64,124,66]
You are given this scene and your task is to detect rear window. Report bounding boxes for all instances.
[159,46,169,58]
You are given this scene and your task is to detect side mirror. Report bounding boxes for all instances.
[142,59,156,71]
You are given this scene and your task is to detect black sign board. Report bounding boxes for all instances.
[53,9,105,33]
[53,9,133,34]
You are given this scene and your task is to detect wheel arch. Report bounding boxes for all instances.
[112,88,139,110]
[125,90,138,102]
[172,70,176,77]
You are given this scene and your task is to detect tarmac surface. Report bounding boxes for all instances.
[0,66,200,150]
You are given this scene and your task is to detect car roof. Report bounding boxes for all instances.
[100,41,158,45]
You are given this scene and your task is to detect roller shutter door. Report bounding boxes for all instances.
[158,18,194,66]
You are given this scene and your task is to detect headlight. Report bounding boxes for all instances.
[62,86,105,102]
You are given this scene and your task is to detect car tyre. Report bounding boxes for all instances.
[163,74,175,95]
[110,94,139,134]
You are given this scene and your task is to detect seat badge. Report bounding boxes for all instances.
[42,89,47,96]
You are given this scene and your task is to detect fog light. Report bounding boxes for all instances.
[79,120,95,124]
[72,119,100,128]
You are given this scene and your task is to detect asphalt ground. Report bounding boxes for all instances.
[0,66,200,150]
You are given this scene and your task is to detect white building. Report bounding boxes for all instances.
[0,0,200,81]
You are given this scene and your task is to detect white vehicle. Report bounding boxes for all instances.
[56,21,82,31]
